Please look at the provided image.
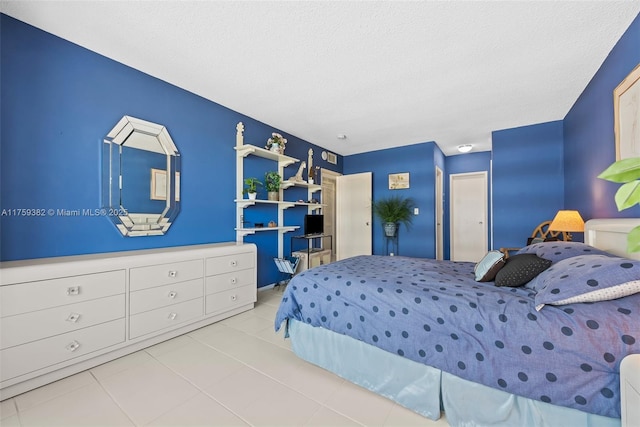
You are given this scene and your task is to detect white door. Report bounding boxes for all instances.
[450,172,487,262]
[435,166,444,260]
[336,172,372,260]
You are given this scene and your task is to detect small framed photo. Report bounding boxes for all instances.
[151,169,180,201]
[389,172,410,189]
[614,63,640,160]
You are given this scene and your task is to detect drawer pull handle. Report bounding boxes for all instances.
[66,313,81,323]
[230,277,237,284]
[230,294,238,301]
[168,291,178,299]
[168,312,177,321]
[67,286,80,296]
[230,260,238,267]
[66,340,80,352]
[168,270,177,278]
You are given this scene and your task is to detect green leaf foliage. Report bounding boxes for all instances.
[371,195,416,229]
[629,226,640,253]
[597,157,640,183]
[599,156,640,252]
[614,181,640,210]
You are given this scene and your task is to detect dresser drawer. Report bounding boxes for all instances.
[129,298,203,339]
[0,318,125,382]
[0,270,125,317]
[205,285,256,316]
[1,294,125,350]
[205,253,254,276]
[130,278,203,315]
[129,259,203,292]
[205,269,255,295]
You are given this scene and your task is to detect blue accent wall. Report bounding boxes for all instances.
[0,15,341,288]
[563,13,640,219]
[344,142,437,258]
[492,121,565,250]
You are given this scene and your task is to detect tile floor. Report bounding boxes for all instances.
[0,289,450,427]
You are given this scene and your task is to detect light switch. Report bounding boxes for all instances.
[414,208,419,215]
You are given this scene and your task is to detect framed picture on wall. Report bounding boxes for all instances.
[388,172,410,189]
[151,168,181,201]
[614,63,640,160]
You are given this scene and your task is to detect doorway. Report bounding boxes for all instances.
[336,172,372,260]
[450,171,488,262]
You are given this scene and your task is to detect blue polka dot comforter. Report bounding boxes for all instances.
[274,255,640,419]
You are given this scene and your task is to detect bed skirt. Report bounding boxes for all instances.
[288,319,620,427]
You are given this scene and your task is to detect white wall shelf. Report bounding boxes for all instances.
[235,122,322,259]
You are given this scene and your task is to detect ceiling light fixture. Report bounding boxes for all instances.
[457,144,473,153]
[337,134,347,140]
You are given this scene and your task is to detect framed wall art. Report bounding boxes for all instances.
[614,63,640,160]
[388,172,410,189]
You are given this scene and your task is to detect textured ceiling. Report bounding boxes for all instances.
[2,1,640,156]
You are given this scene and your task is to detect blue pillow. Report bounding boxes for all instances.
[517,241,614,263]
[474,251,505,281]
[534,254,640,310]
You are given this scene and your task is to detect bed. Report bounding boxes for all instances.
[274,219,640,426]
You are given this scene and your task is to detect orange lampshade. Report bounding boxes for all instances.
[548,210,585,232]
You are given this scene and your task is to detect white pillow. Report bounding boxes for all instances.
[474,251,505,282]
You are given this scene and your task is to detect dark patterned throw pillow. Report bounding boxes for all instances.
[494,254,552,287]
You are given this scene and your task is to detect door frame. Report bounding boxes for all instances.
[321,168,341,257]
[435,166,444,260]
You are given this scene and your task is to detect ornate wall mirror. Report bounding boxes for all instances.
[102,116,181,236]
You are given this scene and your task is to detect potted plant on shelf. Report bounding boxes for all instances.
[265,171,281,201]
[372,195,416,237]
[242,177,262,200]
[265,133,287,154]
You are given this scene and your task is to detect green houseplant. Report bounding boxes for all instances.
[372,195,416,237]
[242,177,262,200]
[598,157,640,252]
[265,171,281,201]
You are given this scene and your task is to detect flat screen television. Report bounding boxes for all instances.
[304,214,324,236]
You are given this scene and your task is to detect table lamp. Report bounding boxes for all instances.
[548,210,585,241]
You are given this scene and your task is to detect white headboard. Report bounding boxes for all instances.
[584,218,640,260]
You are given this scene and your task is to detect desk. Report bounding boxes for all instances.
[291,234,333,270]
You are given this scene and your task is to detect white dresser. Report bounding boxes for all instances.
[0,242,256,400]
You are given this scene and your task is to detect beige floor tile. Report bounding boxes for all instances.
[98,358,199,425]
[144,334,197,358]
[150,337,245,389]
[251,300,279,320]
[250,324,292,350]
[304,406,363,426]
[1,414,21,427]
[223,313,278,334]
[322,380,396,426]
[204,366,320,427]
[90,350,154,381]
[1,398,17,420]
[14,371,96,412]
[18,382,133,427]
[384,404,449,426]
[147,392,248,426]
[271,359,346,404]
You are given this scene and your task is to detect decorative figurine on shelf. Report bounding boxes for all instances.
[307,149,314,184]
[266,132,287,154]
[268,221,277,228]
[291,161,306,182]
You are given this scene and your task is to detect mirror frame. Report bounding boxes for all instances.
[102,116,181,236]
